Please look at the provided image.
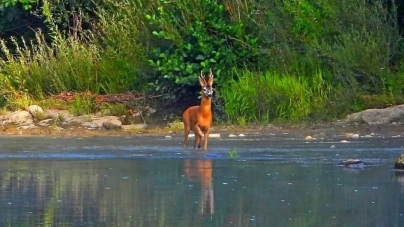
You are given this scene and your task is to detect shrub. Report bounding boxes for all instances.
[146,0,261,102]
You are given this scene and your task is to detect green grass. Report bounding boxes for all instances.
[0,0,149,110]
[227,147,239,158]
[68,94,97,116]
[221,70,331,124]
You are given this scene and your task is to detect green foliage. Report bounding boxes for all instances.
[1,0,404,122]
[6,93,33,110]
[68,93,96,116]
[221,70,331,122]
[100,103,128,116]
[95,0,151,92]
[0,0,36,10]
[261,0,402,92]
[283,0,329,43]
[0,0,147,104]
[227,147,239,158]
[146,0,261,100]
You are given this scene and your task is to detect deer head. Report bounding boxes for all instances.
[199,68,214,98]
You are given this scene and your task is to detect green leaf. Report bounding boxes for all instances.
[195,55,205,60]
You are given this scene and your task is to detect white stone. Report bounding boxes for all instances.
[305,135,313,140]
[4,110,33,124]
[27,105,44,116]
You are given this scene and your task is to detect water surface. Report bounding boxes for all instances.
[0,133,403,226]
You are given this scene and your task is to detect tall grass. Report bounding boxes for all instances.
[258,0,402,92]
[0,0,149,110]
[221,70,331,123]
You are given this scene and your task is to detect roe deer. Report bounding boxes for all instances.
[182,69,214,150]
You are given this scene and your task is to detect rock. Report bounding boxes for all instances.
[3,110,33,125]
[339,159,366,169]
[394,154,404,169]
[81,122,101,129]
[351,134,360,139]
[63,115,95,126]
[238,134,246,137]
[305,135,313,140]
[17,124,38,130]
[103,119,122,130]
[209,133,221,138]
[122,124,148,130]
[45,109,72,121]
[77,116,121,130]
[38,119,54,127]
[229,134,237,137]
[27,105,44,116]
[340,140,349,143]
[346,104,404,125]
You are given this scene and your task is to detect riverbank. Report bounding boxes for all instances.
[1,119,404,141]
[2,104,404,139]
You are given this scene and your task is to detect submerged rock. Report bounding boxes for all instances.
[339,159,366,169]
[394,154,404,169]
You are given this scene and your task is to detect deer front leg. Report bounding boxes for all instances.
[203,129,210,150]
[194,124,203,137]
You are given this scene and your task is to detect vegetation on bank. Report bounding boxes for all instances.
[1,0,404,125]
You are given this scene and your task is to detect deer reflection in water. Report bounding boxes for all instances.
[183,159,214,216]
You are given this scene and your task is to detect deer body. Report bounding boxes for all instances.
[182,69,214,150]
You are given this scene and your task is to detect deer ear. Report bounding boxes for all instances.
[199,71,207,86]
[207,68,214,86]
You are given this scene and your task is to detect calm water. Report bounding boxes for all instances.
[0,133,404,227]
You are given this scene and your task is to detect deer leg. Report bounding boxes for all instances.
[194,124,203,137]
[194,132,202,149]
[183,123,191,149]
[203,129,210,150]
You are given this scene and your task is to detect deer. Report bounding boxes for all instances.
[182,69,214,150]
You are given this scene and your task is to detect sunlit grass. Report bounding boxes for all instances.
[221,70,331,124]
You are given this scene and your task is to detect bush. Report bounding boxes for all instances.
[146,0,262,102]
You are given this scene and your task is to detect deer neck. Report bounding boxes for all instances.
[199,96,212,113]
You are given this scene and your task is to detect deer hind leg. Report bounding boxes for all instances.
[194,132,202,149]
[183,123,191,149]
